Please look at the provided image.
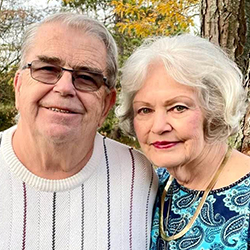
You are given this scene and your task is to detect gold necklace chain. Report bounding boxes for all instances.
[160,146,232,241]
[165,188,201,237]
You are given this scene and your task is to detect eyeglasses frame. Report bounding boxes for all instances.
[22,60,109,91]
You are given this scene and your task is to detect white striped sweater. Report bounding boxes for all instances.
[0,126,158,250]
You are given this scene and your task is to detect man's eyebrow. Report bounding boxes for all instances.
[36,56,105,75]
[75,66,104,74]
[37,55,64,65]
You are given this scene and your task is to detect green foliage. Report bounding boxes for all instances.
[61,0,113,26]
[98,107,140,148]
[62,0,110,11]
[0,104,17,131]
[112,0,199,38]
[0,63,17,131]
[0,72,18,132]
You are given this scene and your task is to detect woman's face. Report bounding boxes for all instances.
[133,62,207,168]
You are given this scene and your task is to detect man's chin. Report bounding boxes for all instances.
[42,126,78,144]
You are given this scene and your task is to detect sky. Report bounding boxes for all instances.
[22,0,61,8]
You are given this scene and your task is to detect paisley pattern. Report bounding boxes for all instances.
[200,201,225,227]
[151,168,250,250]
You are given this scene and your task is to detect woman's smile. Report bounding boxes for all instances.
[151,141,179,149]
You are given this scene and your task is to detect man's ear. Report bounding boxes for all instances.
[14,70,22,110]
[99,89,116,127]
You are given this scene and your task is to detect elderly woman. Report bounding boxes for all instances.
[116,34,250,250]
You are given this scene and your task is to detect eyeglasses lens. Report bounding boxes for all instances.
[29,60,105,92]
[30,61,61,84]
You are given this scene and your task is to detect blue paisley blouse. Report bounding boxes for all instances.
[151,168,250,250]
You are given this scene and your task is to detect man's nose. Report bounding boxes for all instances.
[53,71,76,97]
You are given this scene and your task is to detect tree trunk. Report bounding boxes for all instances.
[200,0,250,153]
[240,0,250,154]
[200,0,246,61]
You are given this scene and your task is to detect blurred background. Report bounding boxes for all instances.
[0,0,249,152]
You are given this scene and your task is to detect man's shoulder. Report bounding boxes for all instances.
[0,126,16,143]
[0,126,18,150]
[155,167,170,186]
[100,134,151,164]
[102,135,142,153]
[0,127,8,145]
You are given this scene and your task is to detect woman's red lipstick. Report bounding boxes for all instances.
[151,141,178,149]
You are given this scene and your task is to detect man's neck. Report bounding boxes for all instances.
[12,125,94,179]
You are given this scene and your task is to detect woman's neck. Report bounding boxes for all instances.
[166,142,228,190]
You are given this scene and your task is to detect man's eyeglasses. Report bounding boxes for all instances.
[22,60,108,92]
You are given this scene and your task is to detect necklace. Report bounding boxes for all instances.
[165,187,201,237]
[160,146,232,241]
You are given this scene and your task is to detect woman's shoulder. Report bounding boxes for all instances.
[155,167,170,186]
[216,149,250,189]
[230,149,250,175]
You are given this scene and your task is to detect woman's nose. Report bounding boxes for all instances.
[151,111,172,134]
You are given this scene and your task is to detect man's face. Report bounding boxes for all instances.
[15,22,115,144]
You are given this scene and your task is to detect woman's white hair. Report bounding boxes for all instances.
[116,34,247,143]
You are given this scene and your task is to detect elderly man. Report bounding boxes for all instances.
[0,13,157,249]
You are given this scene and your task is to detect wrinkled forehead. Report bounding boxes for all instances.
[24,22,107,71]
